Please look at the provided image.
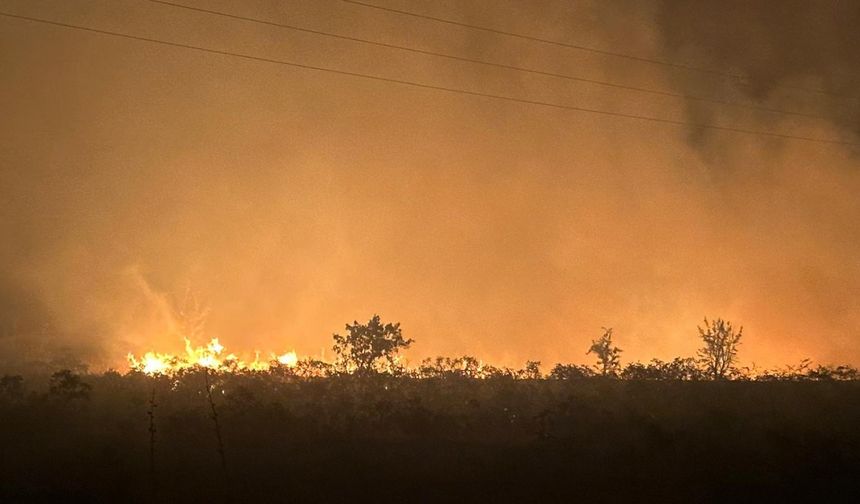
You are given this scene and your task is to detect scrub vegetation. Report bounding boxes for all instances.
[1,316,857,502]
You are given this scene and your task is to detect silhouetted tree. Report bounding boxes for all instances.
[587,327,622,376]
[521,360,542,379]
[332,315,413,374]
[48,369,91,400]
[697,318,742,380]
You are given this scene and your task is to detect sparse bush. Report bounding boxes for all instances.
[293,357,335,378]
[621,361,663,380]
[416,356,483,378]
[805,364,859,381]
[697,318,742,380]
[478,364,518,380]
[622,358,704,380]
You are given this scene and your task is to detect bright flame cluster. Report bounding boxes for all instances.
[127,337,299,375]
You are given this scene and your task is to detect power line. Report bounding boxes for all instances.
[342,0,732,76]
[341,0,857,101]
[0,11,856,147]
[148,0,826,121]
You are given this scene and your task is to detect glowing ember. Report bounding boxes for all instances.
[127,338,300,375]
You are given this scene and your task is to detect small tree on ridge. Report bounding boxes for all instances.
[587,327,622,376]
[333,315,413,374]
[697,317,742,380]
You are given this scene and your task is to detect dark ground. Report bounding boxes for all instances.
[1,372,858,503]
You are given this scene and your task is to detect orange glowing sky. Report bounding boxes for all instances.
[1,0,858,371]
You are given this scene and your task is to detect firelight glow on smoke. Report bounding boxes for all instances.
[1,0,859,374]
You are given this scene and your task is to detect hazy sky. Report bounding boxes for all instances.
[1,0,858,372]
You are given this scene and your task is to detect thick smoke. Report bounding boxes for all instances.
[0,0,858,372]
[654,0,860,150]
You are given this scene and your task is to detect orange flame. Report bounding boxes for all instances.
[127,338,299,375]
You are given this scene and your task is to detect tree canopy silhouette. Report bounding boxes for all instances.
[332,315,413,374]
[48,369,91,400]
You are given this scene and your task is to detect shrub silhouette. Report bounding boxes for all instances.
[697,318,742,380]
[805,364,859,381]
[548,363,594,380]
[416,356,482,378]
[621,358,703,380]
[621,360,664,380]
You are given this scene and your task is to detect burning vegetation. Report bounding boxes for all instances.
[121,314,857,382]
[126,338,299,375]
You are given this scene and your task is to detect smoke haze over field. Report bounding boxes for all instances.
[1,0,858,372]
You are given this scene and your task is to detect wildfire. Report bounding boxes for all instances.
[127,337,300,375]
[277,351,299,367]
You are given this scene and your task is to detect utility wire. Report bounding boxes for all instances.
[341,0,857,101]
[0,11,856,147]
[148,0,826,121]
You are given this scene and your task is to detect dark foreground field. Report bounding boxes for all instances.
[1,372,858,503]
